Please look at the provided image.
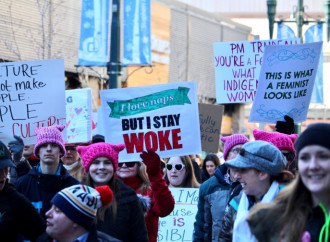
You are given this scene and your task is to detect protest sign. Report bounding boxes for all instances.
[65,88,92,143]
[157,188,199,242]
[199,103,224,153]
[214,39,300,104]
[100,82,201,161]
[249,42,323,123]
[0,59,66,145]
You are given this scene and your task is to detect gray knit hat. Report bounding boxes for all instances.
[225,140,286,176]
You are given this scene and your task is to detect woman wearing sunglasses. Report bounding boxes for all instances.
[164,156,200,188]
[116,150,175,242]
[77,142,149,242]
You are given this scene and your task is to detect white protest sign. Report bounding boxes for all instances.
[0,59,66,145]
[249,42,323,123]
[157,188,199,242]
[100,82,201,162]
[65,88,92,143]
[214,39,300,104]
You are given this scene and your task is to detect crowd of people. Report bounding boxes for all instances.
[1,115,330,242]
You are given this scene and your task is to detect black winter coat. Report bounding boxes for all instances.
[96,179,149,242]
[0,180,46,242]
[15,163,79,219]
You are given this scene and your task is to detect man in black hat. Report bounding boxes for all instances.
[0,141,45,241]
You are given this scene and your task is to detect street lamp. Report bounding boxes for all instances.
[267,0,330,42]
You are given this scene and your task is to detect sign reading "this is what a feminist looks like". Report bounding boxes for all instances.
[100,82,201,162]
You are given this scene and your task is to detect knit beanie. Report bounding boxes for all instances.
[34,125,66,158]
[295,122,330,155]
[51,184,113,230]
[253,129,298,161]
[221,134,249,160]
[225,140,286,176]
[0,141,15,170]
[77,142,125,173]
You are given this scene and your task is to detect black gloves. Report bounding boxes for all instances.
[275,115,295,134]
[8,135,24,164]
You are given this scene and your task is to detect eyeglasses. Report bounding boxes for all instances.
[166,163,185,171]
[118,162,138,168]
[282,152,295,162]
[65,146,76,152]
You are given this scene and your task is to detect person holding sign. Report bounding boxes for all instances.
[77,142,149,242]
[164,156,200,188]
[116,150,175,242]
[218,141,289,242]
[15,125,79,220]
[247,123,330,242]
[194,134,248,242]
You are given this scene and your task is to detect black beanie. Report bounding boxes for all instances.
[295,123,330,155]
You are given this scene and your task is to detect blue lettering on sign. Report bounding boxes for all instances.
[32,201,43,213]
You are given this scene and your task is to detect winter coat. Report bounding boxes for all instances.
[201,169,210,183]
[193,164,235,242]
[123,170,175,242]
[96,179,149,242]
[0,180,46,242]
[248,204,329,242]
[36,228,122,242]
[15,163,79,219]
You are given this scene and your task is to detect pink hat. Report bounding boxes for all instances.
[253,129,298,161]
[221,134,249,160]
[34,125,66,158]
[77,142,125,173]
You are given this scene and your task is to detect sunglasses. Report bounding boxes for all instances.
[118,162,138,168]
[282,152,295,162]
[166,163,185,171]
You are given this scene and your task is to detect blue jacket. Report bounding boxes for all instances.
[193,164,236,241]
[15,163,79,219]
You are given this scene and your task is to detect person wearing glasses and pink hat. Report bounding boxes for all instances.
[164,155,200,188]
[116,150,175,242]
[77,142,148,242]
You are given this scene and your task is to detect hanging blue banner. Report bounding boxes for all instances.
[78,0,110,66]
[305,24,323,104]
[123,0,151,66]
[277,23,296,39]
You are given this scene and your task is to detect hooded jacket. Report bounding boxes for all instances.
[193,164,237,241]
[15,163,79,219]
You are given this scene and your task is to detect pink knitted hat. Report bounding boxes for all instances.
[77,142,125,173]
[220,134,249,160]
[253,129,298,161]
[34,125,66,158]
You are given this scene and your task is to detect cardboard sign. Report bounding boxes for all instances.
[249,42,323,123]
[158,188,199,242]
[214,39,300,104]
[100,82,201,161]
[65,88,92,143]
[199,103,224,153]
[0,59,66,145]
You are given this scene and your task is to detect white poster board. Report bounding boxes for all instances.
[65,88,92,143]
[100,82,201,162]
[249,42,323,123]
[214,39,300,104]
[157,188,199,242]
[0,59,66,144]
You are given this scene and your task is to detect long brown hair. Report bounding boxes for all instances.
[247,174,313,241]
[164,156,200,188]
[136,162,150,193]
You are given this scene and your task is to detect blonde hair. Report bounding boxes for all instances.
[164,156,200,188]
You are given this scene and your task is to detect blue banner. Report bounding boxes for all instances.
[277,23,295,39]
[123,0,151,66]
[78,0,110,66]
[305,24,323,104]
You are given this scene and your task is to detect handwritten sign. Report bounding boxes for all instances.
[65,88,92,143]
[199,103,224,153]
[249,42,323,123]
[0,59,66,144]
[214,39,300,104]
[100,82,201,161]
[158,188,199,242]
